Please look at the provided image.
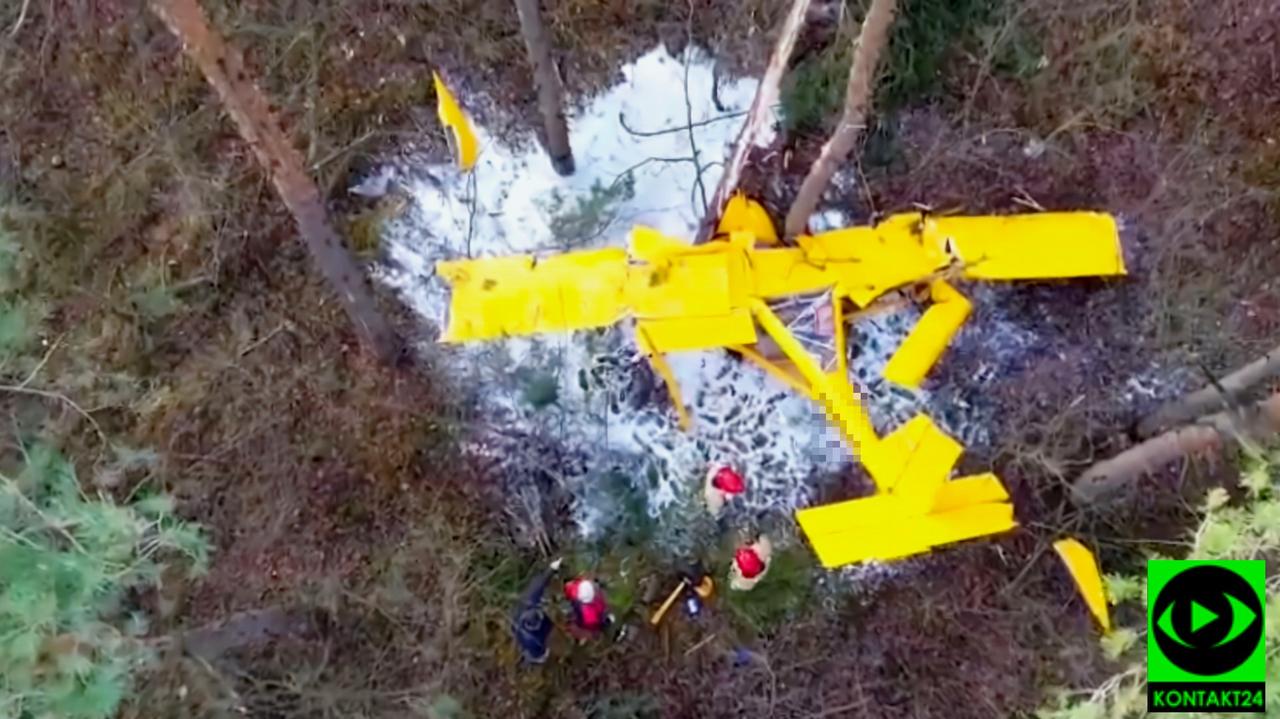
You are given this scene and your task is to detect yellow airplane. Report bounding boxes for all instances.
[434,194,1125,568]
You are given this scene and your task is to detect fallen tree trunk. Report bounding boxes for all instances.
[694,0,813,244]
[179,606,318,662]
[1136,342,1280,438]
[149,0,403,364]
[513,0,574,175]
[782,0,898,238]
[1074,392,1280,504]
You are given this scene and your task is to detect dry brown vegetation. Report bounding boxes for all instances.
[2,0,1278,716]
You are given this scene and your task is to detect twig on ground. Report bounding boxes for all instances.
[238,323,290,357]
[309,129,378,173]
[464,170,478,258]
[1137,342,1280,438]
[806,698,868,718]
[957,3,1033,132]
[0,384,108,449]
[683,633,716,657]
[17,335,62,388]
[608,156,699,192]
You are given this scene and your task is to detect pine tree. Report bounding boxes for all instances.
[0,443,208,719]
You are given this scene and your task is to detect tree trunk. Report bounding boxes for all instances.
[695,0,814,244]
[1074,393,1280,504]
[1136,342,1280,438]
[148,0,403,365]
[179,606,318,662]
[513,0,574,176]
[783,0,898,238]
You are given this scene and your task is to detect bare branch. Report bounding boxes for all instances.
[0,384,107,449]
[617,110,746,138]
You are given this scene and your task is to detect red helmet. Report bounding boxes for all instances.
[734,547,766,579]
[711,466,746,494]
[565,578,597,603]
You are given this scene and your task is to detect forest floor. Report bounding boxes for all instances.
[2,0,1279,718]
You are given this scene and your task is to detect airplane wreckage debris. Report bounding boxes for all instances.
[422,71,1117,633]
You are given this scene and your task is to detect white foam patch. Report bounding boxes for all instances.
[367,46,1005,553]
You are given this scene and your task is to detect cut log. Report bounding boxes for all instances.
[180,606,318,661]
[783,0,898,238]
[1074,392,1280,504]
[1137,342,1280,438]
[149,0,403,364]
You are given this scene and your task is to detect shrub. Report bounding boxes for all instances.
[1039,450,1280,718]
[0,443,208,719]
[780,0,1005,131]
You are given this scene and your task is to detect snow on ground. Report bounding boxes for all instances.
[366,46,1021,556]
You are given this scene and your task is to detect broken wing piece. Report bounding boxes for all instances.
[1053,538,1111,632]
[624,252,737,319]
[882,280,973,390]
[799,499,1016,567]
[634,312,757,353]
[748,298,879,456]
[862,413,962,506]
[437,249,629,342]
[733,344,815,398]
[433,71,479,171]
[929,473,1008,513]
[630,225,706,264]
[796,464,1016,569]
[931,212,1125,280]
[799,214,951,308]
[636,337,692,431]
[717,193,778,245]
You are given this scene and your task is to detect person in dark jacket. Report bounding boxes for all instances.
[511,557,562,664]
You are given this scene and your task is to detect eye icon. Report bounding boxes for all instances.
[1156,593,1258,648]
[1152,565,1264,676]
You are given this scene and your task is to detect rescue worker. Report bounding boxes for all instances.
[564,574,611,639]
[511,557,562,664]
[729,534,772,591]
[704,464,746,518]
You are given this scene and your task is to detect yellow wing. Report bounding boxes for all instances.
[1053,538,1111,632]
[433,71,479,171]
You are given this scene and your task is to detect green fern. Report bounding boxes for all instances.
[0,443,208,719]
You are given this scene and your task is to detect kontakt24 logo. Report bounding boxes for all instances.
[1147,560,1266,713]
